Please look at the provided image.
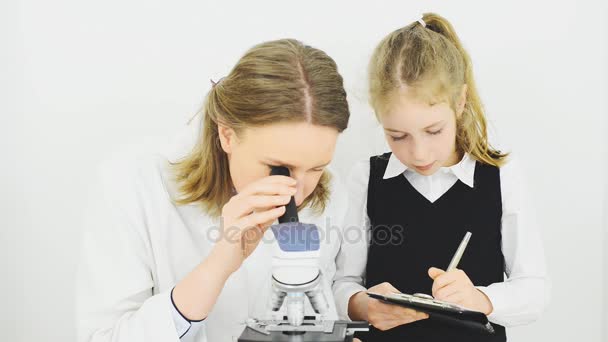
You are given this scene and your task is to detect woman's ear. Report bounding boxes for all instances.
[456,84,468,118]
[217,124,237,154]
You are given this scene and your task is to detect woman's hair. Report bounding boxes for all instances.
[172,39,349,217]
[369,12,507,166]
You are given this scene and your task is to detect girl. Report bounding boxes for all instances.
[332,13,549,341]
[76,39,351,342]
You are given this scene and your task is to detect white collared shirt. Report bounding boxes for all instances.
[383,153,477,203]
[332,152,551,327]
[75,120,349,342]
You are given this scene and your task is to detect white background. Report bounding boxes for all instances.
[2,1,607,341]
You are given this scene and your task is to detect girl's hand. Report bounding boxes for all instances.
[366,282,429,331]
[428,267,493,315]
[213,175,297,275]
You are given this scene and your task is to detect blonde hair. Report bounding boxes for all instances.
[369,12,507,166]
[172,39,349,217]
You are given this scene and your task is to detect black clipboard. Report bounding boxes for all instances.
[367,292,495,334]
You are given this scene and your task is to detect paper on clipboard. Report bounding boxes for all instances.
[367,292,495,334]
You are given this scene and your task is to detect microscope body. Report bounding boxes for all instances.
[237,166,367,342]
[270,221,329,326]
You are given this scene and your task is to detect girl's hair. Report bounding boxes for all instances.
[369,12,507,166]
[172,39,349,217]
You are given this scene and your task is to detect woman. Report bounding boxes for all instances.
[76,38,351,342]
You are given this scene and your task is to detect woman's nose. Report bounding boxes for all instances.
[292,174,306,206]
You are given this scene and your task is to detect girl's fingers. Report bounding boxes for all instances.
[428,267,445,280]
[392,306,418,317]
[432,270,460,294]
[374,301,427,321]
[441,292,464,305]
[434,283,461,300]
[372,281,400,295]
[397,306,428,320]
[400,313,427,325]
[372,299,399,313]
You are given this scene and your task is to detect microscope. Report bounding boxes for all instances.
[237,166,368,342]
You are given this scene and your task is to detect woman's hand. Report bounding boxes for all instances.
[214,175,297,275]
[428,267,493,315]
[172,175,296,321]
[363,282,429,331]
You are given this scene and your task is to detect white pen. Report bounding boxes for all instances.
[446,231,472,271]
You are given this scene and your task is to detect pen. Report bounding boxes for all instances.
[446,231,472,271]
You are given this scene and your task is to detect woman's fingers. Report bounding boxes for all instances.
[240,206,286,230]
[230,194,292,218]
[221,175,297,225]
[230,207,286,254]
[239,176,297,196]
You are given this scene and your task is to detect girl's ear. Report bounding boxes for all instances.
[217,124,237,154]
[456,84,468,118]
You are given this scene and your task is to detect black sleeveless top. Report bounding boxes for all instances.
[358,153,507,342]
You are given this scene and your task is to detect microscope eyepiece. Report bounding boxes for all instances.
[270,166,299,224]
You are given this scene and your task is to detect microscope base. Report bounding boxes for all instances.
[238,320,368,342]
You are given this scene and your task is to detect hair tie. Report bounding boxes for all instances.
[416,15,426,28]
[210,77,226,88]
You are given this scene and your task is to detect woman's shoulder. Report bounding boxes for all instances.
[96,120,201,201]
[95,130,198,206]
[94,147,170,205]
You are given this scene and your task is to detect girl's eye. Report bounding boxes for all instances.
[390,134,407,141]
[428,129,442,136]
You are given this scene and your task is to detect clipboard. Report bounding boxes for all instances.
[367,292,495,334]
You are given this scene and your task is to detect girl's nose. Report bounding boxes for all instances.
[411,140,427,162]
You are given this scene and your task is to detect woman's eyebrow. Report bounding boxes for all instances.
[264,158,330,169]
[264,158,296,169]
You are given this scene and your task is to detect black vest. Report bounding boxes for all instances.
[359,153,507,342]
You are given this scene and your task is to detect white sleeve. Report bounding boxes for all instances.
[332,160,371,320]
[476,157,551,327]
[170,288,205,339]
[75,157,189,342]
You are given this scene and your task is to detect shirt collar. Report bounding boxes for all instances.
[382,152,476,188]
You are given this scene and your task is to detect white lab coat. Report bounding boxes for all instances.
[75,120,348,342]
